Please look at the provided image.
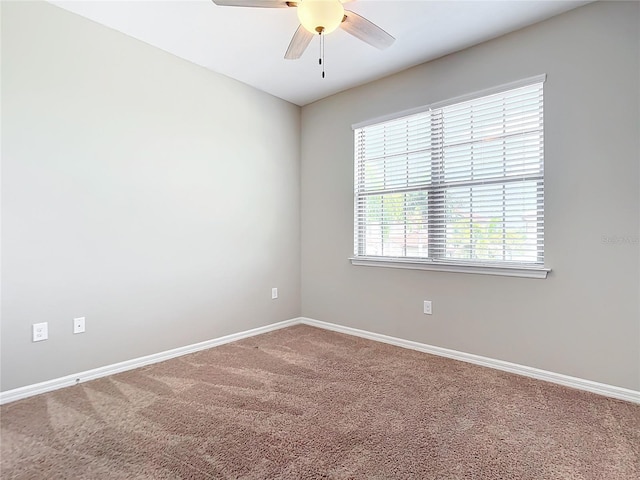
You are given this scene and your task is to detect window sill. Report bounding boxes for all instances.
[349,256,550,279]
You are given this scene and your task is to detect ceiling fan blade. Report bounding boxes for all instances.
[341,10,395,50]
[212,0,293,8]
[284,25,314,59]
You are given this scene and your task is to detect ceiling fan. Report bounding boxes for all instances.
[211,0,395,70]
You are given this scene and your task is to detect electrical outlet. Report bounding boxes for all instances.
[32,322,48,342]
[73,317,86,334]
[423,300,432,315]
[271,287,278,300]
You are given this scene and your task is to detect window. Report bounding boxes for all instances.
[352,76,548,278]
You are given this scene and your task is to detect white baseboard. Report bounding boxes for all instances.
[2,316,638,405]
[299,317,640,404]
[0,318,299,405]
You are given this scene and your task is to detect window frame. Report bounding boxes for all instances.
[350,75,550,279]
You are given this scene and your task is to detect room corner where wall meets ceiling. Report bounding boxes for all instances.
[1,1,301,391]
[300,0,640,391]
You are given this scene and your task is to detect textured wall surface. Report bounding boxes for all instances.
[301,1,640,390]
[1,1,301,390]
[2,1,638,394]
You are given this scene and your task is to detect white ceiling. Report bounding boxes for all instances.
[49,0,591,106]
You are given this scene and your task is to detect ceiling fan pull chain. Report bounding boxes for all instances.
[320,31,325,78]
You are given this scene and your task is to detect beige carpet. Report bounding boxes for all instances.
[1,324,638,479]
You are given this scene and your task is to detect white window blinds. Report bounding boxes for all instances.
[354,78,545,267]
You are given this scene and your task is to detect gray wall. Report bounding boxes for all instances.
[301,1,640,390]
[2,1,639,394]
[1,1,301,391]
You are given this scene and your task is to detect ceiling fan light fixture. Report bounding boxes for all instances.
[297,0,345,34]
